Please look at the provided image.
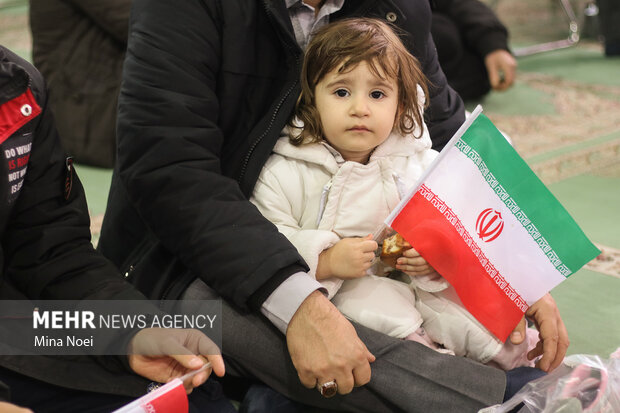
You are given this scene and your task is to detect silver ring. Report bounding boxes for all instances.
[316,380,338,398]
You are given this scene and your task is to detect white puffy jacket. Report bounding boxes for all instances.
[251,125,503,363]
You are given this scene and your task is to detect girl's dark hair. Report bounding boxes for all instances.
[290,17,429,145]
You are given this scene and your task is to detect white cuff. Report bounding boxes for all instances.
[260,272,326,334]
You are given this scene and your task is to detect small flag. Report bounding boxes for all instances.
[384,106,600,341]
[112,363,211,413]
[112,378,188,413]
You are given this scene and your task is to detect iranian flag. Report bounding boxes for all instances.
[385,106,600,342]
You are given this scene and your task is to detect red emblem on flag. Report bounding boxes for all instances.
[476,208,504,242]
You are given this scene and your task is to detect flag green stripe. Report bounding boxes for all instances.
[457,114,599,275]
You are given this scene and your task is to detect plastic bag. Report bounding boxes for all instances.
[480,350,620,413]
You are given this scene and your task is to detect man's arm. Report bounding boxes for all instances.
[116,0,306,309]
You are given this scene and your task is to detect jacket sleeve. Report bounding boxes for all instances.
[3,79,146,303]
[116,0,306,309]
[251,166,343,299]
[68,0,132,44]
[433,0,509,57]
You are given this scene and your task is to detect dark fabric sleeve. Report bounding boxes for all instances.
[67,0,131,44]
[116,0,306,310]
[0,379,8,402]
[433,0,509,57]
[421,33,466,151]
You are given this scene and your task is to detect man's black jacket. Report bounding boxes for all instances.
[98,0,466,310]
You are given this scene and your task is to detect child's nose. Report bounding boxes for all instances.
[349,96,370,116]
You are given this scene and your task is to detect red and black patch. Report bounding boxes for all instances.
[0,88,41,145]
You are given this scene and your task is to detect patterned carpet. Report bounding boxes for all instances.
[587,245,620,278]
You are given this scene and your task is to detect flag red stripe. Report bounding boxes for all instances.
[392,191,524,341]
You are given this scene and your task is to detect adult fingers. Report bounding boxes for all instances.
[352,356,372,388]
[534,314,568,372]
[526,294,568,372]
[509,317,527,345]
[487,63,501,89]
[485,50,517,90]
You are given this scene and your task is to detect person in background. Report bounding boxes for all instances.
[431,0,518,101]
[0,44,234,413]
[98,1,567,411]
[28,0,130,167]
[597,0,620,56]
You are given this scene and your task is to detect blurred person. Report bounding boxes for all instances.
[0,44,233,413]
[29,0,130,167]
[597,0,620,56]
[431,0,517,101]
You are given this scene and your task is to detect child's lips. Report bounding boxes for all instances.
[348,126,371,132]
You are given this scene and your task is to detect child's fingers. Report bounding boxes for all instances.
[398,263,432,272]
[361,240,378,251]
[401,248,421,258]
[401,267,435,276]
[396,256,427,267]
[362,251,376,263]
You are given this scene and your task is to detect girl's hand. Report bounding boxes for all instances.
[395,245,436,276]
[317,235,377,280]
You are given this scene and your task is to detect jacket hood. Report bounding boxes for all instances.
[0,47,29,104]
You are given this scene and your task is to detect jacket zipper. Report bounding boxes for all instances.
[316,179,333,227]
[392,172,407,200]
[237,77,298,186]
[237,1,301,186]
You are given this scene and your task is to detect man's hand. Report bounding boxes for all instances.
[484,49,517,91]
[287,291,375,395]
[316,235,377,280]
[395,243,436,276]
[128,328,225,393]
[0,402,32,413]
[510,293,569,372]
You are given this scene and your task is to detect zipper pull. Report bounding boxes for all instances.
[316,180,333,227]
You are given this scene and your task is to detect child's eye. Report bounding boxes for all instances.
[370,91,385,99]
[335,89,349,97]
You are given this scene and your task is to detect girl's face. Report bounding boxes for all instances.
[314,60,399,164]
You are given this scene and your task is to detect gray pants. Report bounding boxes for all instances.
[183,279,506,412]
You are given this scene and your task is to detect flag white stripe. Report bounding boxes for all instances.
[425,147,566,304]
